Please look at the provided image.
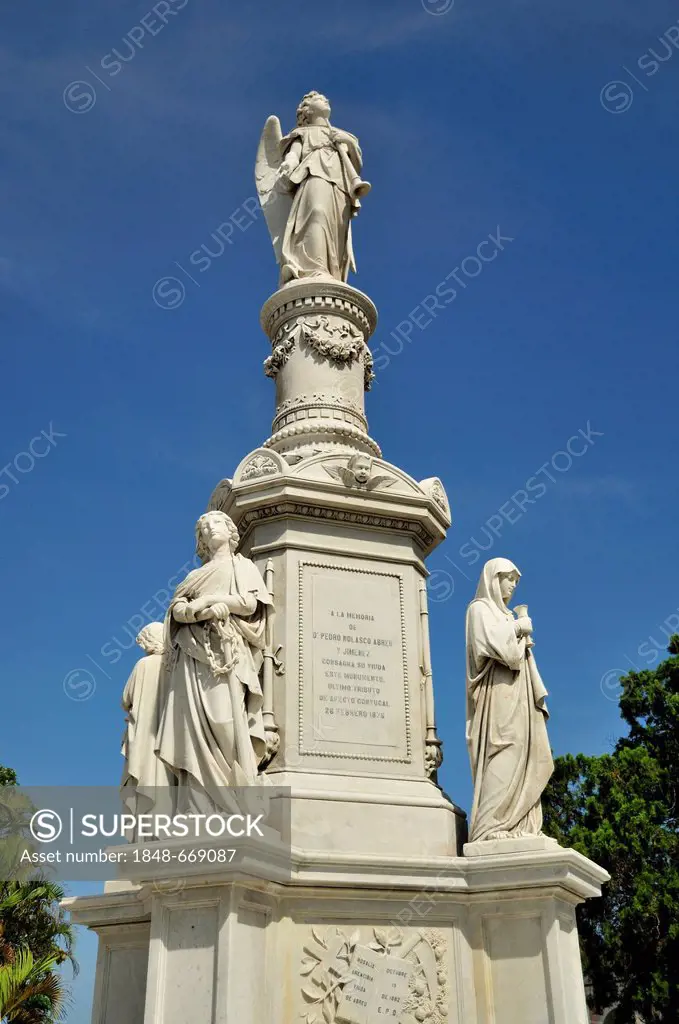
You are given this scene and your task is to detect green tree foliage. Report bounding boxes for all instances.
[0,767,76,1022]
[543,636,679,1024]
[0,891,69,1023]
[0,946,67,1023]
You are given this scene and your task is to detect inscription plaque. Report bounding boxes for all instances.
[336,945,414,1024]
[299,562,411,762]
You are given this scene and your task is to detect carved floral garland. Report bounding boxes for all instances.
[301,315,364,363]
[264,315,375,391]
[264,332,296,378]
[363,347,375,392]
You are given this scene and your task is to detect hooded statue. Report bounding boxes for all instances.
[465,557,554,842]
[121,621,175,827]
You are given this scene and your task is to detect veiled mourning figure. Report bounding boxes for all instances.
[155,511,273,812]
[256,91,370,284]
[465,558,554,842]
[120,622,175,821]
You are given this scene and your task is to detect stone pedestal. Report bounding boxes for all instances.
[74,894,151,1024]
[64,279,608,1023]
[65,843,607,1024]
[462,840,607,1024]
[206,280,461,861]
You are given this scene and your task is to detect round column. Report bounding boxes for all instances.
[260,279,380,458]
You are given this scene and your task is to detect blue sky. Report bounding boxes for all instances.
[2,0,679,1018]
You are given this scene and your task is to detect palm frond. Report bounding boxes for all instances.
[0,947,65,1021]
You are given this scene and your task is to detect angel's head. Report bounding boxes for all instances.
[348,453,372,485]
[296,91,331,126]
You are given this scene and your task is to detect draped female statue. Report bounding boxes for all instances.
[155,511,273,812]
[465,558,554,842]
[255,91,370,284]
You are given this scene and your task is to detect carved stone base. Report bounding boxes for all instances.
[65,843,607,1024]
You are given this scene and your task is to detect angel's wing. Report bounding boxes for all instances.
[340,468,358,488]
[366,474,396,491]
[207,477,232,512]
[322,465,357,488]
[255,115,293,266]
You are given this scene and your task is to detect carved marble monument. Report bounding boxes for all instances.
[66,94,608,1024]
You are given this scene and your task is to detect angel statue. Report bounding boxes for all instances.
[255,91,371,285]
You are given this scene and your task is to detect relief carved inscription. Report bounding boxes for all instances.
[299,563,411,762]
[337,945,413,1024]
[300,927,449,1024]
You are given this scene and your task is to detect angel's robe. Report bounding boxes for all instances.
[465,570,554,842]
[155,553,272,811]
[279,125,361,282]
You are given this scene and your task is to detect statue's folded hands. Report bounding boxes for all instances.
[198,601,230,621]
